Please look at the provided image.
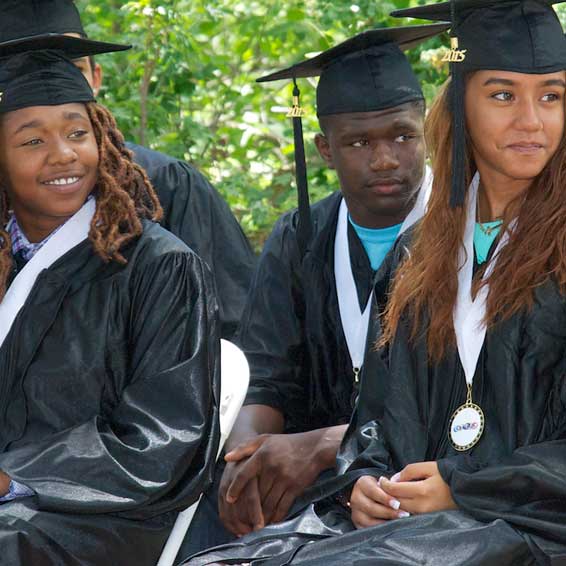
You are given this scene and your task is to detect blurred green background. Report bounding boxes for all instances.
[77,0,566,249]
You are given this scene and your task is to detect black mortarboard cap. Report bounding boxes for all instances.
[257,23,449,256]
[0,0,130,58]
[391,0,566,207]
[0,50,95,115]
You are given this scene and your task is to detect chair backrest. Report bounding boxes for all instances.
[156,339,250,566]
[218,339,250,454]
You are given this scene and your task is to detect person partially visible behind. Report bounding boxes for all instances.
[0,45,220,566]
[75,51,256,339]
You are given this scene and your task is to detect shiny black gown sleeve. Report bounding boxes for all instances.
[0,249,220,519]
[128,142,256,340]
[439,405,566,544]
[236,213,308,422]
[343,257,566,546]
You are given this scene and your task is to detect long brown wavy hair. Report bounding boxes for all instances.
[0,102,163,300]
[381,78,566,362]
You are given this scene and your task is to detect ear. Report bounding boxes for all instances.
[92,64,103,97]
[314,133,335,169]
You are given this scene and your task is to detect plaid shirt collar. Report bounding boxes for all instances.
[7,215,61,262]
[6,196,94,263]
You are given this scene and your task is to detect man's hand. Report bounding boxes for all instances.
[350,475,411,529]
[223,427,345,526]
[0,471,10,497]
[218,463,264,537]
[379,462,457,515]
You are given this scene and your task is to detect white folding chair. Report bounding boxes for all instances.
[156,339,250,566]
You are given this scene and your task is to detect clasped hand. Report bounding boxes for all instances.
[218,431,329,537]
[350,461,457,529]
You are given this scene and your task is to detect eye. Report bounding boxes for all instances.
[394,134,415,143]
[492,91,513,102]
[21,138,43,147]
[351,139,369,148]
[541,92,562,102]
[69,129,89,139]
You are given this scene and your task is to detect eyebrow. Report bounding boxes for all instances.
[13,119,42,135]
[483,77,566,88]
[63,111,89,122]
[13,111,88,135]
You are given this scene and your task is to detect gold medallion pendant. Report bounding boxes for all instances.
[449,402,485,451]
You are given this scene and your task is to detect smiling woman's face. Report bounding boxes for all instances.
[0,103,99,241]
[465,70,566,186]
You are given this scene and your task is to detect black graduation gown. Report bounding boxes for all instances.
[237,191,379,433]
[127,142,256,339]
[184,232,566,566]
[0,221,221,565]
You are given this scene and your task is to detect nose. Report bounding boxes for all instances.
[514,97,544,133]
[46,139,78,166]
[370,142,400,171]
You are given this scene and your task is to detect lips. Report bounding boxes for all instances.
[506,142,544,154]
[43,176,81,186]
[40,172,85,194]
[367,178,404,195]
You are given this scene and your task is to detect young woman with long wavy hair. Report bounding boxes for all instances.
[342,1,566,565]
[0,48,220,566]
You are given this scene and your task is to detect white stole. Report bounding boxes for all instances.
[334,166,433,371]
[0,198,96,350]
[453,173,511,386]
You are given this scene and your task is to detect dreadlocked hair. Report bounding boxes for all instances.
[0,191,12,299]
[86,102,162,261]
[0,102,163,300]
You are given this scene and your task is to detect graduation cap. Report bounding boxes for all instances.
[257,23,450,257]
[0,0,130,58]
[391,0,566,207]
[0,50,95,115]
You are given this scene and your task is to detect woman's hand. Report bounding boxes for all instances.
[379,462,457,515]
[350,475,411,529]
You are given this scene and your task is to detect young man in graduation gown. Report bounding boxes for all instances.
[0,0,256,340]
[0,43,220,565]
[184,1,566,565]
[180,23,448,558]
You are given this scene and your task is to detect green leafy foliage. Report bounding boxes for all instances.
[77,0,450,249]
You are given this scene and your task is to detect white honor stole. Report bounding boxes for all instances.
[453,172,511,389]
[334,166,433,379]
[0,198,96,350]
[450,172,512,450]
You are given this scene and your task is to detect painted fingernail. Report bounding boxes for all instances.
[398,511,411,518]
[391,472,401,483]
[378,476,386,486]
[389,499,401,510]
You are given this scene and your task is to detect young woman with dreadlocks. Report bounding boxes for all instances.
[0,48,220,566]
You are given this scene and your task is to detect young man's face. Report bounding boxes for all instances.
[72,56,102,95]
[64,33,103,95]
[315,102,425,228]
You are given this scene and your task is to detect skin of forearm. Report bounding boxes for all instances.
[310,424,348,470]
[224,404,285,452]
